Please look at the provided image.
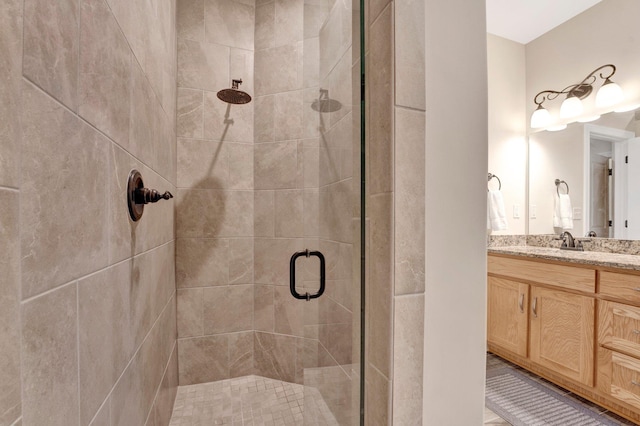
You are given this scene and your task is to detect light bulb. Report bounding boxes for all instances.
[595,79,623,108]
[530,105,551,129]
[560,95,583,119]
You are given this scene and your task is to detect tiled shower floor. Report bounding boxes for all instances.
[169,375,338,425]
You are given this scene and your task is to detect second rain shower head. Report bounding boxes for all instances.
[217,79,252,104]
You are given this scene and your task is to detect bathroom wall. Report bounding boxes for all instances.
[423,0,487,423]
[175,0,256,385]
[0,0,179,424]
[365,0,427,420]
[487,34,527,236]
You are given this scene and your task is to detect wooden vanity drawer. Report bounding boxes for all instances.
[599,300,640,359]
[600,272,640,305]
[488,255,595,293]
[609,351,640,410]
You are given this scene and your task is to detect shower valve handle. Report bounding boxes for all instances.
[135,188,174,204]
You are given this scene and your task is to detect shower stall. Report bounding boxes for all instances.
[174,0,364,422]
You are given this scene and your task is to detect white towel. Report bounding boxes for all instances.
[553,193,573,229]
[487,190,508,231]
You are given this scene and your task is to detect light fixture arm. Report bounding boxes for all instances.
[533,64,617,107]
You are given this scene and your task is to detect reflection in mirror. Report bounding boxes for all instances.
[529,110,640,238]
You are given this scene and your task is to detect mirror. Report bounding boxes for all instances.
[528,110,640,237]
[487,0,640,240]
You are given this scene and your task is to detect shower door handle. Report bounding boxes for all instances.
[289,250,325,301]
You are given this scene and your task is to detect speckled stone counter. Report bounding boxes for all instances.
[488,245,640,272]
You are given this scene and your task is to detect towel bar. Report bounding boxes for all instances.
[555,179,569,196]
[488,173,501,190]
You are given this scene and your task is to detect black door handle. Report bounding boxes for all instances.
[289,249,325,301]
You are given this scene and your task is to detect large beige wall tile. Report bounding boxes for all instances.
[176,238,230,287]
[230,48,255,95]
[129,243,176,351]
[22,284,79,426]
[254,95,275,142]
[177,138,230,189]
[178,0,205,41]
[254,190,275,236]
[229,331,254,377]
[367,193,393,378]
[275,0,303,46]
[78,262,134,426]
[318,0,351,81]
[365,363,391,425]
[176,189,254,237]
[395,0,425,110]
[178,38,230,91]
[177,288,204,337]
[152,345,178,426]
[254,285,275,331]
[205,0,255,49]
[255,1,275,50]
[367,4,393,195]
[254,332,298,382]
[21,82,109,298]
[129,61,162,170]
[274,91,303,140]
[177,89,204,138]
[395,108,425,295]
[303,38,319,88]
[178,335,229,384]
[255,44,301,95]
[392,294,424,425]
[0,0,22,188]
[328,48,353,127]
[204,92,254,142]
[228,143,254,190]
[254,141,301,189]
[203,285,253,333]
[303,2,329,39]
[108,144,175,264]
[275,190,304,237]
[0,191,20,426]
[79,0,132,147]
[88,402,110,426]
[23,0,78,110]
[229,238,254,283]
[273,286,304,336]
[254,238,304,284]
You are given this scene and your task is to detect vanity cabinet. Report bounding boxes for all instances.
[597,271,640,412]
[487,277,528,357]
[488,252,640,424]
[487,255,595,387]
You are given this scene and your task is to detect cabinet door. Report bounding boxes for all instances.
[487,276,528,357]
[530,287,595,386]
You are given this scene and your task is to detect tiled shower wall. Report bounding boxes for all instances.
[365,0,426,422]
[175,0,256,384]
[0,0,179,425]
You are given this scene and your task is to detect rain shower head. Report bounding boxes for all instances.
[217,79,252,104]
[311,89,342,112]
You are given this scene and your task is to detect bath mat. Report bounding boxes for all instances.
[485,367,621,426]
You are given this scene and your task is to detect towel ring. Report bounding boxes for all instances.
[555,179,569,196]
[488,173,501,191]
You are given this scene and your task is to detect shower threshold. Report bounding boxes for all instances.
[169,375,339,425]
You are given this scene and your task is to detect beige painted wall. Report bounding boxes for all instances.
[487,34,527,236]
[424,0,488,424]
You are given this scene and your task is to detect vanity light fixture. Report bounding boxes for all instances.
[530,64,624,129]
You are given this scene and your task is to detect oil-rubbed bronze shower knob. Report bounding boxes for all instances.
[127,169,173,222]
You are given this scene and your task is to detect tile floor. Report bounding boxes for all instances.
[169,375,338,425]
[170,355,639,425]
[484,353,639,425]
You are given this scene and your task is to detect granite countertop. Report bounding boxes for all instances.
[488,246,640,272]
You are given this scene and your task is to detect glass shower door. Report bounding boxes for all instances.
[293,0,363,422]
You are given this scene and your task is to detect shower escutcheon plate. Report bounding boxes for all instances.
[127,169,173,222]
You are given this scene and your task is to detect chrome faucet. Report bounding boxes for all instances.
[556,231,587,251]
